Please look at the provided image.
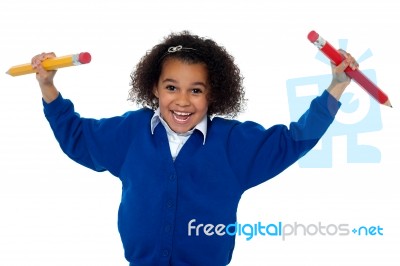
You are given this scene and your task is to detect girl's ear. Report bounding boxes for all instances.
[153,86,159,98]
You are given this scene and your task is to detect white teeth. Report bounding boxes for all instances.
[173,111,191,116]
[172,111,191,123]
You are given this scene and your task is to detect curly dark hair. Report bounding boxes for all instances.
[128,31,245,117]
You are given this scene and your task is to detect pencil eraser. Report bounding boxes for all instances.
[79,52,92,64]
[307,31,319,43]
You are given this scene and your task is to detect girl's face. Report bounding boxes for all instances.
[154,58,209,133]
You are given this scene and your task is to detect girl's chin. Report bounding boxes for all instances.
[170,125,192,134]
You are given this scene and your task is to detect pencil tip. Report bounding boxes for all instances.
[384,100,392,108]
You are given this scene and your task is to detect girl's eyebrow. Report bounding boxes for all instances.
[191,81,207,88]
[161,78,178,84]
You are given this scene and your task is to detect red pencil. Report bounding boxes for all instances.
[308,30,392,107]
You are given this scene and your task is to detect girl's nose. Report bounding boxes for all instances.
[176,91,190,106]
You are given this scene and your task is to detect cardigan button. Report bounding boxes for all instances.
[167,200,174,208]
[169,174,176,181]
[162,249,170,256]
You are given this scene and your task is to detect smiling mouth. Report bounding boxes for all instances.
[172,111,192,123]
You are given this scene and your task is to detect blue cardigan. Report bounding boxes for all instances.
[43,90,340,265]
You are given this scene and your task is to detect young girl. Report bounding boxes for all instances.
[32,31,358,266]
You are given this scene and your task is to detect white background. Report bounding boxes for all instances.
[1,0,399,265]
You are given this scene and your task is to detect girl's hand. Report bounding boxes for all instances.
[31,52,59,103]
[327,50,359,100]
[31,52,57,88]
[331,49,359,85]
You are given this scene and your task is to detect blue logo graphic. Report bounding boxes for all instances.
[188,219,384,241]
[286,39,382,168]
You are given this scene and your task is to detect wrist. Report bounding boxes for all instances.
[40,83,59,103]
[326,81,348,100]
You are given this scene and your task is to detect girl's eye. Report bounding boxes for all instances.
[192,88,202,94]
[166,85,176,91]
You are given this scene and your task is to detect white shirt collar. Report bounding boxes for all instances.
[150,108,207,144]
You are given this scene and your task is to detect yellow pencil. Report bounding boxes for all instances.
[6,52,91,77]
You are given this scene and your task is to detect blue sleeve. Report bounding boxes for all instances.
[43,94,144,177]
[228,90,341,190]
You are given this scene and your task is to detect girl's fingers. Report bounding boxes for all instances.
[338,50,359,71]
[31,52,56,68]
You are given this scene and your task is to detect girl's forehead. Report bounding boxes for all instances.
[161,57,206,68]
[160,58,208,75]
